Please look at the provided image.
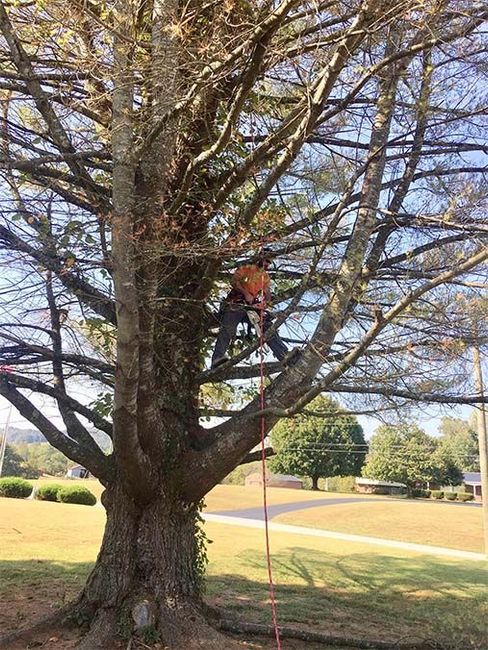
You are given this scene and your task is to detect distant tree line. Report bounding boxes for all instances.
[268,404,477,493]
[3,411,478,493]
[1,426,112,479]
[2,442,69,478]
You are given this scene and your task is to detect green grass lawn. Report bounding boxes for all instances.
[274,499,484,553]
[25,480,486,551]
[0,497,486,648]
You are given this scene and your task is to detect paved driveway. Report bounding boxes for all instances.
[211,496,390,520]
[210,495,481,521]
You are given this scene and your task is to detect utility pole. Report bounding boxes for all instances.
[473,344,488,556]
[0,404,13,477]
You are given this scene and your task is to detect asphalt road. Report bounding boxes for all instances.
[211,496,390,520]
[211,495,481,521]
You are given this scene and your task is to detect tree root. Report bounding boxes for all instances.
[149,602,242,650]
[75,606,118,650]
[0,602,454,650]
[219,619,453,650]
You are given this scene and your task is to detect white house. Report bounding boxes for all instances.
[355,477,406,495]
[245,472,303,489]
[66,464,90,479]
[463,472,482,501]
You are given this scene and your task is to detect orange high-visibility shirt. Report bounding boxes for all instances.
[232,264,270,299]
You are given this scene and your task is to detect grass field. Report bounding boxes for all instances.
[1,495,487,648]
[274,499,484,553]
[27,480,486,551]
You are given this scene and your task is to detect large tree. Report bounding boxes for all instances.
[437,415,480,471]
[13,442,70,476]
[0,1,487,647]
[270,395,365,489]
[1,444,40,478]
[362,424,463,493]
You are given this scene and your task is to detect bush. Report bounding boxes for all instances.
[457,491,474,502]
[35,483,63,502]
[412,488,431,498]
[0,477,33,498]
[57,485,97,506]
[300,476,313,490]
[444,491,457,501]
[325,476,356,493]
[431,490,444,499]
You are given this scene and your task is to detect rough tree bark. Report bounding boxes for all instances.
[74,482,222,649]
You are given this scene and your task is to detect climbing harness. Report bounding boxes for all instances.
[245,307,262,339]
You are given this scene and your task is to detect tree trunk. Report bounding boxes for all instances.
[311,475,320,491]
[73,481,237,649]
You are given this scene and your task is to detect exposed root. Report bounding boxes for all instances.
[75,607,118,650]
[0,603,456,650]
[154,602,243,649]
[219,619,453,650]
[69,596,243,650]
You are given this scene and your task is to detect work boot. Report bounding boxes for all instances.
[211,355,229,369]
[283,348,301,368]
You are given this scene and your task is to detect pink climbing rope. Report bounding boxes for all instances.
[259,262,282,650]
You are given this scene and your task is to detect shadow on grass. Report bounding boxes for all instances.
[209,548,487,649]
[0,553,486,649]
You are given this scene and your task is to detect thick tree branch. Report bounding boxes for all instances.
[0,369,112,437]
[0,378,113,482]
[0,224,116,323]
[111,1,156,502]
[239,447,275,465]
[330,384,488,405]
[45,269,110,458]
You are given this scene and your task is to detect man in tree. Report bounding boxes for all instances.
[0,1,486,648]
[211,250,298,368]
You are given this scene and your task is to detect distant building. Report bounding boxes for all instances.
[355,477,406,495]
[463,472,482,501]
[66,464,90,479]
[245,472,303,489]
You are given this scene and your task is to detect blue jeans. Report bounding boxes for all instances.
[211,304,288,365]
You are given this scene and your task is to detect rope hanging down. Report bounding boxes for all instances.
[249,102,281,648]
[259,255,282,650]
